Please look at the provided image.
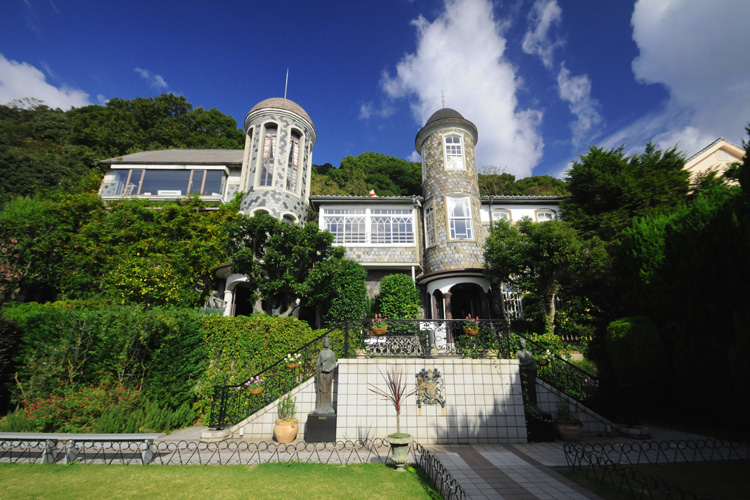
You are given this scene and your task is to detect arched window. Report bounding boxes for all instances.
[535,209,557,222]
[491,209,512,224]
[259,125,277,187]
[286,130,301,192]
[444,134,464,170]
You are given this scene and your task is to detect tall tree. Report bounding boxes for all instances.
[483,218,607,332]
[226,213,345,315]
[561,142,689,243]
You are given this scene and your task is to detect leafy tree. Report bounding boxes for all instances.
[307,257,367,327]
[562,142,689,243]
[483,218,607,333]
[312,153,422,196]
[514,175,569,196]
[226,213,345,315]
[377,274,420,319]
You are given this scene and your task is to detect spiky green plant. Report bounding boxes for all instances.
[368,368,416,435]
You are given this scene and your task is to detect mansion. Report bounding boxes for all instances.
[98,97,742,321]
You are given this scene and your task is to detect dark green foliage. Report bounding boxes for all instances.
[484,218,608,332]
[307,258,367,328]
[604,317,665,392]
[377,274,420,319]
[311,152,422,196]
[562,142,689,243]
[0,193,238,306]
[0,95,244,202]
[227,213,344,315]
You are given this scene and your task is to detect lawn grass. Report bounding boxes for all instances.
[0,462,442,500]
[561,460,750,500]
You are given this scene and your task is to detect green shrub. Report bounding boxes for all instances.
[377,274,420,333]
[605,316,666,391]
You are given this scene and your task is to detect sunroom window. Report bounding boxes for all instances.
[105,168,225,197]
[321,207,415,246]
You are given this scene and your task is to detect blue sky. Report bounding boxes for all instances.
[2,0,749,178]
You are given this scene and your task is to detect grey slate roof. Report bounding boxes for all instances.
[100,149,244,165]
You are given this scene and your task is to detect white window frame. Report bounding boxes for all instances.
[424,203,435,248]
[535,209,557,222]
[258,124,277,187]
[286,130,301,193]
[104,166,227,198]
[444,133,465,171]
[321,206,415,246]
[447,195,474,240]
[491,208,512,224]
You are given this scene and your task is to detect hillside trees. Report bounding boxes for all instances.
[0,95,245,201]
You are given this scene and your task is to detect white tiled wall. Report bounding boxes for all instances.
[233,358,528,444]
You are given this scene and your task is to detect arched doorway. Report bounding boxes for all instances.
[449,282,485,320]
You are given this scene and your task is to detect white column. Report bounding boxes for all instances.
[223,288,234,317]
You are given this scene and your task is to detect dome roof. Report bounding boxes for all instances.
[248,98,313,127]
[425,108,465,124]
[415,107,478,151]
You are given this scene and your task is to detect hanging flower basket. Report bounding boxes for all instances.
[463,326,479,336]
[248,387,264,395]
[286,362,300,369]
[372,326,388,335]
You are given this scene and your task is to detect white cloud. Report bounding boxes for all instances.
[0,53,91,109]
[557,64,602,146]
[134,67,169,90]
[521,0,562,70]
[620,0,750,152]
[381,0,544,177]
[359,101,394,120]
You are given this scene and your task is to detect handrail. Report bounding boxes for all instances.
[206,317,600,428]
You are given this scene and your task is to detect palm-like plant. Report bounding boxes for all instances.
[368,368,416,435]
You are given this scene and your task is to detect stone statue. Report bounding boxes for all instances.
[516,338,538,408]
[314,337,337,414]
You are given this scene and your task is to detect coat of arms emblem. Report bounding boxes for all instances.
[416,368,445,408]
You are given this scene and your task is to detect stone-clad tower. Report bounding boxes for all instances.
[415,108,490,322]
[239,98,316,223]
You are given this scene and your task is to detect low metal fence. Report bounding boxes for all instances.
[0,437,466,499]
[564,439,750,500]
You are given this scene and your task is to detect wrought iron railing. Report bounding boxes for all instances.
[514,333,599,403]
[206,318,600,429]
[564,439,750,500]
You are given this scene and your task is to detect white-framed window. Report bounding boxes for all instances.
[104,167,226,197]
[447,195,473,240]
[286,131,301,193]
[321,207,415,246]
[444,134,464,170]
[535,209,557,222]
[424,203,435,247]
[491,208,512,224]
[259,125,277,187]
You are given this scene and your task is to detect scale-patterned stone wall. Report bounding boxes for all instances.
[240,110,313,222]
[421,128,485,273]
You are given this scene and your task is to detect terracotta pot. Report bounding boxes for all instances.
[372,326,387,335]
[537,359,550,366]
[248,387,264,395]
[385,434,411,472]
[463,326,479,336]
[285,362,300,369]
[274,419,299,444]
[555,422,583,442]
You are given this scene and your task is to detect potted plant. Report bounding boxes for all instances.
[285,352,301,369]
[555,397,583,442]
[463,314,480,335]
[368,368,417,471]
[273,393,298,443]
[245,376,264,395]
[371,314,388,335]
